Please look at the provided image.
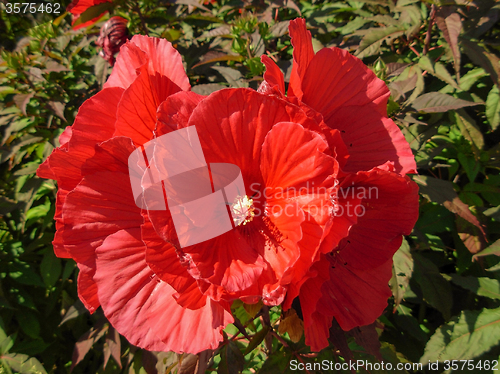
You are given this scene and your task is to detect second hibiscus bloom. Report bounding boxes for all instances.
[38,19,419,353]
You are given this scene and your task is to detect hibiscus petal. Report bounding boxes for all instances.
[104,41,148,90]
[335,168,419,270]
[113,65,182,146]
[260,121,335,192]
[94,228,233,353]
[156,91,204,135]
[303,257,393,351]
[36,87,123,258]
[299,48,416,175]
[187,88,318,185]
[61,137,142,311]
[105,35,190,91]
[288,18,315,99]
[259,55,285,96]
[143,213,194,295]
[77,263,100,313]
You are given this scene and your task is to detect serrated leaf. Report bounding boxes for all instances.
[59,300,87,326]
[212,66,248,88]
[356,26,405,58]
[244,326,269,354]
[413,175,485,236]
[454,109,484,151]
[418,55,459,89]
[435,6,461,75]
[462,39,500,86]
[413,254,452,319]
[269,21,290,37]
[0,353,47,374]
[278,309,303,343]
[459,68,487,91]
[348,323,382,360]
[103,326,121,369]
[47,101,66,121]
[71,324,108,371]
[412,92,480,113]
[217,341,244,374]
[13,94,34,116]
[486,85,500,130]
[473,239,500,259]
[390,239,413,308]
[449,275,500,300]
[420,307,500,363]
[198,25,231,39]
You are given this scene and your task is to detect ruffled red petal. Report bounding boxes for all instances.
[94,228,233,353]
[302,257,393,351]
[112,64,182,146]
[105,35,190,92]
[36,87,123,258]
[335,168,419,270]
[61,137,143,311]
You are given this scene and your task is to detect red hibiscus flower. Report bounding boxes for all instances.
[259,18,419,351]
[67,0,113,29]
[38,18,419,354]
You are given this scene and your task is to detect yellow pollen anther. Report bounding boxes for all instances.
[232,195,255,226]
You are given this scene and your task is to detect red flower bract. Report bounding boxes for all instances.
[38,19,419,354]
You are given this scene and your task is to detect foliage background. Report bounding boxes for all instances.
[0,0,499,372]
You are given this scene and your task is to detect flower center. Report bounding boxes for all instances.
[232,195,255,226]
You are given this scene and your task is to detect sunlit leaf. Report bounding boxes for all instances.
[435,6,461,75]
[486,85,500,130]
[412,92,481,113]
[449,275,500,300]
[390,239,414,308]
[420,307,500,363]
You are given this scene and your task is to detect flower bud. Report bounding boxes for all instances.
[96,16,129,66]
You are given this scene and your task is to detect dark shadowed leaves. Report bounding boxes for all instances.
[218,341,245,374]
[412,253,452,320]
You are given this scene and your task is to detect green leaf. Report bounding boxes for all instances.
[390,239,413,308]
[244,326,269,355]
[473,239,500,259]
[449,275,500,300]
[413,175,484,234]
[15,310,40,339]
[72,2,112,28]
[454,110,484,151]
[486,85,500,130]
[40,250,62,288]
[420,307,500,363]
[412,92,481,113]
[355,26,405,58]
[9,261,44,288]
[459,68,487,91]
[418,56,459,89]
[257,350,294,374]
[0,353,47,374]
[461,39,500,87]
[435,7,461,74]
[412,253,453,319]
[217,341,244,374]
